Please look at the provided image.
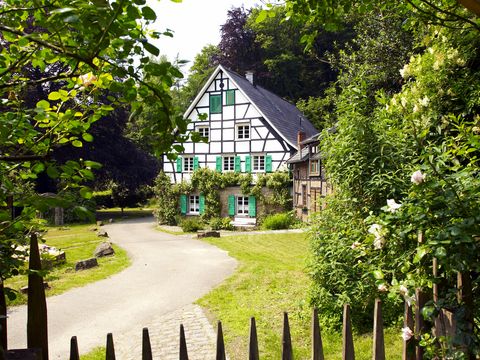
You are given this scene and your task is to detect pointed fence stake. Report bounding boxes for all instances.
[249,317,259,360]
[216,321,226,360]
[27,233,49,360]
[342,304,355,360]
[0,282,7,351]
[282,312,293,360]
[142,328,152,360]
[106,333,116,360]
[402,302,415,360]
[179,324,189,360]
[69,336,80,360]
[372,299,385,360]
[312,308,324,360]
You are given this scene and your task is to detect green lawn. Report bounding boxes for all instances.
[96,208,153,221]
[198,233,403,360]
[5,224,130,306]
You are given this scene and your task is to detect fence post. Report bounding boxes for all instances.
[142,328,152,360]
[216,321,226,360]
[372,299,385,360]
[106,333,116,360]
[0,282,6,351]
[69,336,80,360]
[249,317,259,360]
[311,308,324,360]
[415,288,426,360]
[403,302,414,360]
[179,324,189,360]
[457,272,475,359]
[282,312,293,360]
[342,304,355,360]
[27,233,49,360]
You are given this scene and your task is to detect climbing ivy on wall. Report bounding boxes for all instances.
[153,169,292,224]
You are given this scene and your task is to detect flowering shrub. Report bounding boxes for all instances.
[309,21,480,355]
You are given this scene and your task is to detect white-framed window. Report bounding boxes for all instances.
[237,196,249,215]
[223,156,235,171]
[252,155,265,172]
[189,195,200,214]
[196,126,209,140]
[183,157,194,172]
[310,159,319,174]
[236,123,250,140]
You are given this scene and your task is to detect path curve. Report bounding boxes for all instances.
[7,217,237,358]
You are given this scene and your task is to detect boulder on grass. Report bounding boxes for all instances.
[97,230,109,238]
[197,231,220,239]
[94,242,115,258]
[75,258,98,271]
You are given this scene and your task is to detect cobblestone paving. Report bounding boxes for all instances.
[115,304,222,360]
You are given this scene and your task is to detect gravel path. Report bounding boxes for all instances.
[7,217,237,359]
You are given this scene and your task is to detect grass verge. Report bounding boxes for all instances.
[198,232,402,360]
[5,223,130,306]
[96,208,153,222]
[80,347,105,360]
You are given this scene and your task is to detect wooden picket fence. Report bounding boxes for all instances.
[63,300,414,360]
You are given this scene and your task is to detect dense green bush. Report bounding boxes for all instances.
[92,190,114,208]
[180,218,204,233]
[209,217,234,231]
[261,212,294,230]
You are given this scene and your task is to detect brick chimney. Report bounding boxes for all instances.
[245,70,254,85]
[297,131,305,152]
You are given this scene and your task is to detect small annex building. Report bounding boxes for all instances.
[163,64,317,223]
[287,132,333,221]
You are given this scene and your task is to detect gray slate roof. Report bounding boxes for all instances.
[286,147,310,164]
[223,68,318,148]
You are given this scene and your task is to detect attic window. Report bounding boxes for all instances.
[210,94,222,114]
[226,90,235,105]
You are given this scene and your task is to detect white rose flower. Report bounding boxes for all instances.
[410,170,426,185]
[378,284,388,292]
[373,236,385,250]
[386,199,402,213]
[399,285,408,295]
[401,326,414,341]
[351,241,361,250]
[419,96,430,107]
[369,224,385,249]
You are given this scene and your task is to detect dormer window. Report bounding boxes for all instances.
[196,126,209,140]
[310,159,320,175]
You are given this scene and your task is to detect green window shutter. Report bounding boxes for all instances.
[248,196,256,217]
[210,94,222,114]
[234,156,241,173]
[226,90,235,105]
[180,194,187,215]
[176,158,182,173]
[245,155,251,173]
[193,156,199,170]
[228,195,235,216]
[216,156,222,172]
[265,155,272,173]
[199,194,205,214]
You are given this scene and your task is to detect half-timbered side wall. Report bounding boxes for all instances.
[163,70,293,183]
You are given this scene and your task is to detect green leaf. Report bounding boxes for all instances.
[256,10,268,23]
[82,133,94,142]
[373,270,384,279]
[36,100,50,110]
[32,162,45,174]
[48,92,61,101]
[46,166,59,179]
[141,6,156,21]
[79,187,93,199]
[84,160,102,169]
[72,140,83,147]
[414,246,429,263]
[142,41,159,56]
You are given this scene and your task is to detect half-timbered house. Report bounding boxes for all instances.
[287,132,332,221]
[163,64,317,223]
